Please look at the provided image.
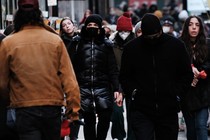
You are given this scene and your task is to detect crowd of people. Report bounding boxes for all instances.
[1,0,210,140]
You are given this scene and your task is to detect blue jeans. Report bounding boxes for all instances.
[16,106,61,140]
[183,107,209,140]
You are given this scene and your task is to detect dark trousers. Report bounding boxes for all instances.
[16,106,61,140]
[125,97,136,140]
[82,109,112,140]
[131,110,179,140]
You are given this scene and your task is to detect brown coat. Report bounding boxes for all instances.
[0,25,80,120]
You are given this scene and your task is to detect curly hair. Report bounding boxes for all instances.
[13,8,44,33]
[180,15,208,64]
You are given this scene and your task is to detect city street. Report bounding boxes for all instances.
[70,124,210,140]
[65,111,210,140]
[66,104,210,140]
[76,123,189,140]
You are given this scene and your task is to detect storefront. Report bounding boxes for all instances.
[0,0,92,30]
[0,0,48,29]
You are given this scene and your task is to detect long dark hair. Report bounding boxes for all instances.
[13,8,44,33]
[180,15,208,64]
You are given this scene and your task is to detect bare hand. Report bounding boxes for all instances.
[114,91,123,107]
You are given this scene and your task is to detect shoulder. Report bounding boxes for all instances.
[162,33,184,46]
[125,37,141,48]
[104,38,114,48]
[72,35,81,42]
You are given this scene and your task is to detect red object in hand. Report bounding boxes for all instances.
[61,120,70,137]
[199,70,207,79]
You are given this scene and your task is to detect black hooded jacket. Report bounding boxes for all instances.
[120,33,193,115]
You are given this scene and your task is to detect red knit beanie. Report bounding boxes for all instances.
[116,12,133,31]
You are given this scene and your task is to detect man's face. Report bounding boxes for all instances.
[162,24,173,34]
[143,31,162,46]
[86,22,100,37]
[143,31,162,39]
[86,22,99,29]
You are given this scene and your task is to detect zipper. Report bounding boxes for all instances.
[91,40,96,112]
[91,40,94,87]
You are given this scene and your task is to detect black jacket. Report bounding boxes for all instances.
[60,33,78,61]
[120,33,193,115]
[182,39,210,111]
[73,27,119,112]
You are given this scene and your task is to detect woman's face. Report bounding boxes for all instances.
[61,19,74,35]
[188,17,200,39]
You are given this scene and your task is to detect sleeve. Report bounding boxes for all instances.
[175,42,194,98]
[58,40,81,120]
[107,45,120,92]
[119,45,138,97]
[0,41,10,96]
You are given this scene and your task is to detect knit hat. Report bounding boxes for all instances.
[85,14,102,28]
[18,0,39,11]
[116,12,133,31]
[141,13,162,36]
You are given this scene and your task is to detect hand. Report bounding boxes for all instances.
[114,91,123,107]
[191,77,199,87]
[192,66,200,78]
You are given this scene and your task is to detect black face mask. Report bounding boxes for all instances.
[143,37,160,46]
[143,31,162,46]
[86,27,99,38]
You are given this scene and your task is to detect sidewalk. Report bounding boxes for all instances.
[73,123,193,140]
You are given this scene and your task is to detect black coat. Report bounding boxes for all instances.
[120,33,193,116]
[73,27,119,112]
[182,40,210,112]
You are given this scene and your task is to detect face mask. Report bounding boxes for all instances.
[143,32,162,46]
[118,31,130,40]
[86,27,99,38]
[162,26,170,33]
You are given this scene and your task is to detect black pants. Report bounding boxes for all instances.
[131,110,179,140]
[16,106,61,140]
[82,109,112,140]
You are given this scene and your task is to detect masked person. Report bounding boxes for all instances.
[0,0,81,140]
[109,12,135,140]
[71,14,123,140]
[119,13,193,140]
[162,15,179,38]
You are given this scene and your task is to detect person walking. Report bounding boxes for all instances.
[119,13,193,140]
[71,14,123,140]
[180,15,210,140]
[59,16,81,140]
[0,0,81,140]
[109,12,135,140]
[60,17,78,59]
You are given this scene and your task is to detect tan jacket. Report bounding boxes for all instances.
[0,25,80,120]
